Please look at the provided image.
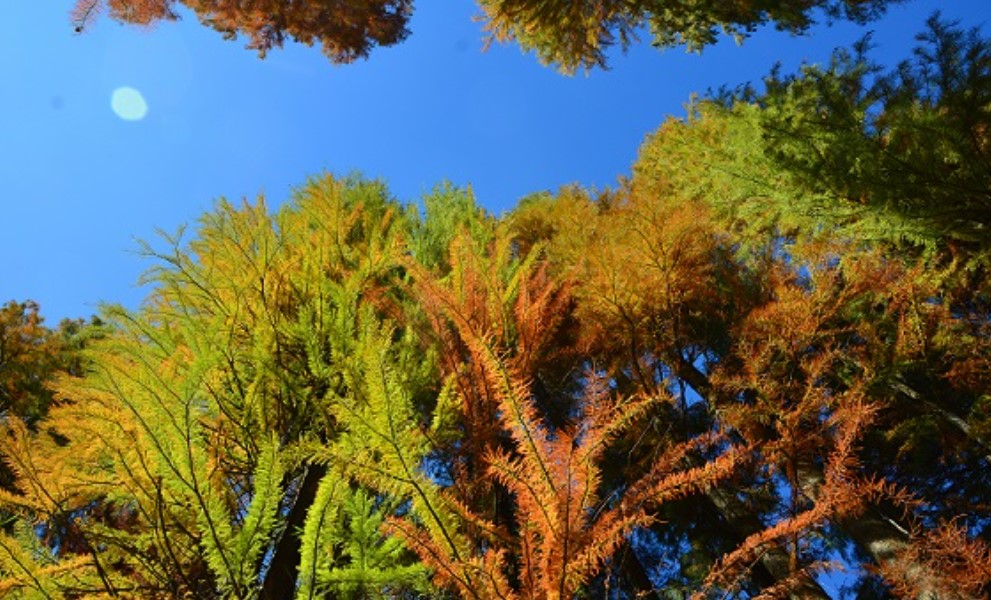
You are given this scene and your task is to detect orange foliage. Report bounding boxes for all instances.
[877,521,991,598]
[398,227,744,598]
[72,0,412,62]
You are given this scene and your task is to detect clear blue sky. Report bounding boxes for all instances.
[1,1,987,323]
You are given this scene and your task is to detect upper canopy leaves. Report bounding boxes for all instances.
[73,0,900,72]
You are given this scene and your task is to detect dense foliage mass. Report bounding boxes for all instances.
[477,0,898,72]
[4,15,991,600]
[71,0,412,62]
[71,0,900,71]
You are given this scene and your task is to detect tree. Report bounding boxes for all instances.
[0,176,430,598]
[478,0,898,73]
[71,0,901,72]
[0,301,100,495]
[0,301,60,427]
[752,14,991,263]
[641,13,991,267]
[510,145,991,597]
[71,0,412,63]
[396,222,743,599]
[624,15,991,595]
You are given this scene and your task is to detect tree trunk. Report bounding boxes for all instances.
[261,464,328,600]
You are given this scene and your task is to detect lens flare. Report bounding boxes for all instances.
[110,86,148,121]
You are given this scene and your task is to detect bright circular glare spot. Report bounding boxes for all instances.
[111,86,148,121]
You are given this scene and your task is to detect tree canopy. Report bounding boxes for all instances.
[71,0,412,63]
[72,0,902,72]
[5,12,991,600]
[478,0,899,72]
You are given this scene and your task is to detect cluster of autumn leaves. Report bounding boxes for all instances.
[3,7,991,600]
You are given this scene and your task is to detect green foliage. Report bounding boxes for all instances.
[0,174,430,598]
[478,0,899,73]
[409,183,492,274]
[297,483,428,600]
[223,436,286,595]
[642,14,991,266]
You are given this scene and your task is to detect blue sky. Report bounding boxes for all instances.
[2,1,987,323]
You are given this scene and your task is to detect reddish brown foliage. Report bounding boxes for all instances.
[72,0,411,62]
